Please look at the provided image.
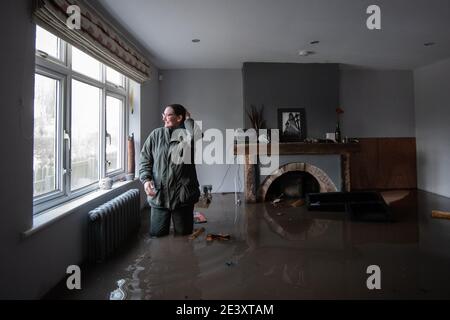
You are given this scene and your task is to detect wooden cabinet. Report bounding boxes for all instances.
[350,138,417,190]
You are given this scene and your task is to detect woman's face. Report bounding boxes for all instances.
[162,107,183,128]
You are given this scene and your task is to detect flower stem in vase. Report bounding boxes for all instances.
[335,121,341,143]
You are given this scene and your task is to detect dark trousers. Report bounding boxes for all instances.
[150,204,194,237]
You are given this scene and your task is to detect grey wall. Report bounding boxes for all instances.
[340,68,415,138]
[243,62,339,138]
[243,63,341,188]
[414,57,450,198]
[0,0,158,299]
[159,69,244,193]
[0,0,37,297]
[242,63,417,191]
[242,63,416,139]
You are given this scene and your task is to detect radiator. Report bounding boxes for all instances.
[88,189,141,263]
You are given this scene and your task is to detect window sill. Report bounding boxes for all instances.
[23,180,137,238]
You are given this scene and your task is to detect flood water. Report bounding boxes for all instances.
[45,190,450,300]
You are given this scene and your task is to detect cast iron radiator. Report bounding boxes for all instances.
[88,189,141,263]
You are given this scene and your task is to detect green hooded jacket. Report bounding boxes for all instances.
[139,118,201,210]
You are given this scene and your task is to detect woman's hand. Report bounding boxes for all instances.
[144,181,156,197]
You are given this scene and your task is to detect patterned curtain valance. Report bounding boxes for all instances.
[34,0,151,83]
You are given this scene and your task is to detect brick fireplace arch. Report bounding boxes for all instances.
[259,162,338,201]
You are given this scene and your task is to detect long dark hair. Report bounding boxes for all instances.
[167,104,187,122]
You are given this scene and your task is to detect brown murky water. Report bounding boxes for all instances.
[46,190,450,300]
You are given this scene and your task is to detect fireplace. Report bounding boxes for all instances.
[234,142,360,203]
[265,171,320,202]
[261,162,338,202]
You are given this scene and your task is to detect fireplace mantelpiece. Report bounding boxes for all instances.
[234,142,361,203]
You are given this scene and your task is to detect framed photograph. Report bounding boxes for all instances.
[278,108,306,142]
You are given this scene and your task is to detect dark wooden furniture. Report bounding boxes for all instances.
[350,138,417,190]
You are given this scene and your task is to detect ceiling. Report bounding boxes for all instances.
[97,0,450,70]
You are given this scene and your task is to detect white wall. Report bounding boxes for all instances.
[159,69,244,193]
[0,0,159,299]
[88,0,162,167]
[340,68,415,138]
[128,79,141,176]
[414,57,450,198]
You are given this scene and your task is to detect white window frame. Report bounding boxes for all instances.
[33,25,129,215]
[35,25,67,66]
[106,66,126,89]
[33,67,65,206]
[105,92,126,177]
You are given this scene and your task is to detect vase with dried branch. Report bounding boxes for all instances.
[335,107,344,143]
[246,105,266,131]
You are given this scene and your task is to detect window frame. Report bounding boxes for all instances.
[32,67,65,206]
[71,46,103,83]
[105,92,127,177]
[106,66,126,89]
[35,25,67,67]
[33,25,129,216]
[69,77,103,195]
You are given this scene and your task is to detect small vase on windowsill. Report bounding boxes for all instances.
[335,121,342,143]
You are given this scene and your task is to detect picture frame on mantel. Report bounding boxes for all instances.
[278,108,307,142]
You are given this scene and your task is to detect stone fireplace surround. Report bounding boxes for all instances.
[260,162,338,201]
[234,142,361,203]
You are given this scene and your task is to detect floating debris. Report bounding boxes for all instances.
[206,234,231,242]
[272,198,282,205]
[271,193,285,207]
[189,227,206,240]
[194,212,207,224]
[432,210,450,220]
[291,199,305,208]
[110,279,127,300]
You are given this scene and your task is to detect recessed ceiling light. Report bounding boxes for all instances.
[424,42,435,47]
[310,40,320,45]
[192,39,201,43]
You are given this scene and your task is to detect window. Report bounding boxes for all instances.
[33,73,61,197]
[71,80,101,191]
[36,26,63,61]
[33,26,130,214]
[72,47,102,81]
[106,66,125,88]
[106,95,124,173]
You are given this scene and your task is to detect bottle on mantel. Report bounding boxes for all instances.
[335,121,341,143]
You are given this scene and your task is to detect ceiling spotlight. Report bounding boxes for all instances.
[424,42,435,47]
[310,40,320,45]
[192,39,201,43]
[298,50,315,57]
